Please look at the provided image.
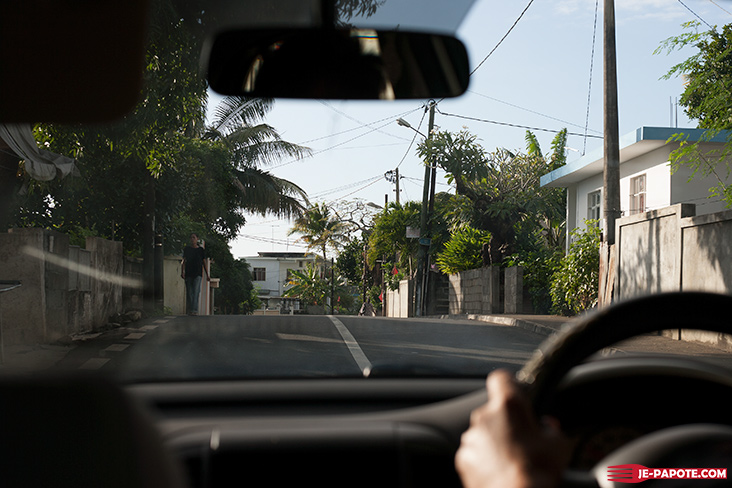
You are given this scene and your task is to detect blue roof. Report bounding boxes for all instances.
[540,127,731,188]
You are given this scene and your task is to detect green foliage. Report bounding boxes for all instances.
[212,257,260,315]
[283,263,352,313]
[417,128,567,264]
[283,264,329,306]
[336,238,365,285]
[367,201,421,275]
[9,0,311,317]
[435,226,492,275]
[550,222,601,316]
[657,21,732,207]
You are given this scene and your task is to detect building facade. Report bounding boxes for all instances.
[244,252,320,311]
[540,126,732,248]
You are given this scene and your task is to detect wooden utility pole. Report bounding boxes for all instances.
[599,0,621,307]
[603,0,621,245]
[395,167,400,204]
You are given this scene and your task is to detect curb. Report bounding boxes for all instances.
[438,314,564,337]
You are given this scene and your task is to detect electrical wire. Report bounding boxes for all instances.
[708,0,732,17]
[467,90,602,135]
[326,175,384,204]
[471,0,536,76]
[435,109,603,139]
[296,107,422,145]
[311,174,383,199]
[678,0,715,29]
[317,100,412,142]
[395,106,428,169]
[584,0,600,155]
[271,107,424,170]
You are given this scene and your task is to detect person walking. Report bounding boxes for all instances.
[181,233,209,315]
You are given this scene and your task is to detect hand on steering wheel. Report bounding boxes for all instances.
[458,292,732,488]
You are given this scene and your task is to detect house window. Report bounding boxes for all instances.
[630,174,646,215]
[587,190,601,222]
[253,267,266,281]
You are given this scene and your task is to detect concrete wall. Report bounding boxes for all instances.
[164,256,185,315]
[615,204,732,350]
[0,229,143,347]
[615,204,694,300]
[0,229,48,345]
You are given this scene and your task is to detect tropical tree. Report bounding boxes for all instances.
[201,96,311,219]
[289,203,350,262]
[10,0,312,314]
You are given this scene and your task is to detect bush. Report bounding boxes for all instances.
[435,225,491,274]
[505,246,563,315]
[550,222,601,316]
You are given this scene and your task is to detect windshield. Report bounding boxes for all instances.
[3,0,732,381]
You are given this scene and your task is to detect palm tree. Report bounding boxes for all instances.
[202,96,311,219]
[289,203,349,262]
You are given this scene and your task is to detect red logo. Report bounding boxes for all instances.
[608,464,727,483]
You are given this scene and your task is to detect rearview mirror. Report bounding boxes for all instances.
[206,28,470,100]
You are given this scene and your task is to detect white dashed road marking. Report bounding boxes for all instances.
[124,332,146,340]
[141,325,158,331]
[104,344,130,352]
[328,315,372,374]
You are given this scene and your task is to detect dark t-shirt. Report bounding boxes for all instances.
[183,246,206,277]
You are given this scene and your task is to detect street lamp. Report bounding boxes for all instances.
[396,102,436,317]
[396,118,427,138]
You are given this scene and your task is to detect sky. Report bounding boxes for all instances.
[207,0,732,259]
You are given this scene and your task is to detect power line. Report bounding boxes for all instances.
[435,109,604,139]
[708,0,732,17]
[271,107,423,170]
[467,90,602,134]
[296,107,422,145]
[471,0,536,76]
[326,175,384,204]
[678,0,714,29]
[317,100,412,142]
[238,234,310,248]
[311,174,383,199]
[395,105,428,169]
[584,0,600,155]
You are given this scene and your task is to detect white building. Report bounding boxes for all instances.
[244,252,320,311]
[540,126,732,247]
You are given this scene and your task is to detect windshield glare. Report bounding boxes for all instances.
[2,0,732,380]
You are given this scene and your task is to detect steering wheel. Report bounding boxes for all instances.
[516,292,732,488]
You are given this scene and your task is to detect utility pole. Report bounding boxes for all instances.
[603,0,621,245]
[395,167,400,204]
[415,101,436,317]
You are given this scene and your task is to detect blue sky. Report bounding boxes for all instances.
[212,0,732,258]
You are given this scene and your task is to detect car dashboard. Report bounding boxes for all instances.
[126,356,732,488]
[129,378,486,488]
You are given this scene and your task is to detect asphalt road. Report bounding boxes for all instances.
[54,314,548,381]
